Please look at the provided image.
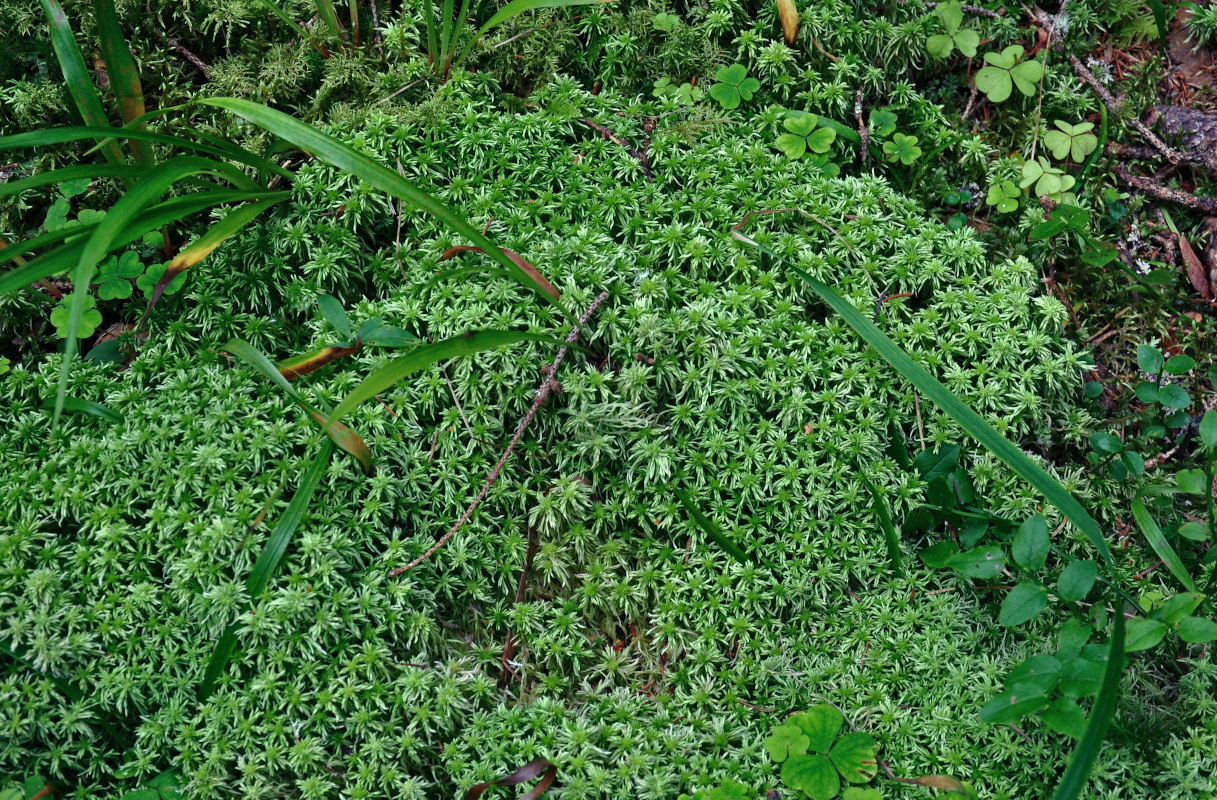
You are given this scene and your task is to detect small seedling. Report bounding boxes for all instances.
[882,132,922,165]
[50,294,102,339]
[652,12,679,31]
[1044,120,1099,162]
[975,45,1043,102]
[653,76,704,104]
[942,188,973,230]
[94,252,146,300]
[926,0,979,58]
[775,112,837,159]
[765,706,881,800]
[985,180,1020,213]
[708,64,760,110]
[1020,157,1075,201]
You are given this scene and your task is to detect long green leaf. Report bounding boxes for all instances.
[325,330,561,425]
[737,221,1112,567]
[455,0,613,68]
[197,439,335,700]
[54,157,242,425]
[316,0,344,39]
[674,489,756,565]
[199,97,574,324]
[1130,495,1197,592]
[0,126,293,180]
[423,0,440,66]
[862,474,904,577]
[0,190,287,295]
[1049,607,1125,800]
[0,163,147,200]
[256,0,314,42]
[223,338,373,474]
[93,0,155,167]
[39,0,126,166]
[40,396,124,423]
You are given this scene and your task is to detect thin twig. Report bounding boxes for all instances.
[499,525,539,683]
[441,365,477,442]
[1069,54,1184,163]
[855,89,869,164]
[919,0,1004,17]
[1113,164,1217,214]
[389,291,610,576]
[489,13,590,50]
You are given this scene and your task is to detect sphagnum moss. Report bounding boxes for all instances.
[0,73,1206,800]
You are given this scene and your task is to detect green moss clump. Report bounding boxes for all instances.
[1,75,1199,800]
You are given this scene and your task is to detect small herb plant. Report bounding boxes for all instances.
[708,64,760,110]
[882,132,922,165]
[942,187,972,230]
[1044,120,1099,163]
[1021,156,1076,203]
[985,180,1021,213]
[653,76,704,104]
[975,45,1044,102]
[652,11,679,31]
[775,112,838,159]
[765,706,880,800]
[926,0,979,58]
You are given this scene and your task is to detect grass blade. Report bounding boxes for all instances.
[456,0,614,67]
[223,338,373,474]
[39,0,125,166]
[316,0,344,39]
[147,197,284,309]
[324,330,563,426]
[423,0,439,66]
[0,163,147,200]
[1050,606,1125,800]
[277,344,361,380]
[0,126,293,180]
[92,0,155,167]
[257,0,314,41]
[1147,0,1169,55]
[1130,495,1197,592]
[734,217,1112,567]
[674,489,756,565]
[54,157,243,425]
[200,97,575,324]
[862,474,904,577]
[197,439,335,700]
[39,396,123,423]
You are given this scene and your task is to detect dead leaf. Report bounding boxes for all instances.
[1179,233,1212,300]
[777,0,799,45]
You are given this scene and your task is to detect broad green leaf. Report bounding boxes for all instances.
[1057,618,1090,660]
[915,445,961,481]
[1177,469,1207,494]
[842,789,882,800]
[1057,560,1098,601]
[953,28,979,57]
[1123,617,1167,652]
[1005,654,1061,694]
[783,113,817,137]
[201,97,573,323]
[1199,410,1217,448]
[782,754,839,800]
[1058,646,1108,698]
[927,33,954,58]
[1040,697,1087,739]
[1000,582,1048,626]
[828,732,878,784]
[1163,354,1196,374]
[1149,593,1204,624]
[934,0,963,33]
[764,723,810,763]
[919,540,959,568]
[1177,616,1217,643]
[325,330,563,426]
[198,439,335,700]
[791,705,844,754]
[1012,514,1049,570]
[1136,344,1164,375]
[978,684,1048,724]
[709,83,742,109]
[946,545,1005,579]
[1157,384,1190,409]
[1130,496,1197,592]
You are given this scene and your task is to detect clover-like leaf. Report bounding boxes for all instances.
[709,63,760,109]
[882,132,921,165]
[985,181,1020,213]
[708,779,750,800]
[1044,120,1099,162]
[868,109,897,138]
[975,45,1042,102]
[137,262,188,298]
[765,722,811,763]
[775,113,837,159]
[652,12,678,31]
[829,732,879,784]
[791,705,845,753]
[782,753,840,800]
[50,295,103,339]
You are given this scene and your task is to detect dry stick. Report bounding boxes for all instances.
[389,290,611,577]
[1113,164,1217,215]
[855,89,869,164]
[581,118,653,181]
[499,525,539,683]
[394,157,408,278]
[441,365,477,442]
[919,0,1004,17]
[1068,54,1184,164]
[1028,0,1070,162]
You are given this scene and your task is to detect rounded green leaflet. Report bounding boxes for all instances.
[1136,344,1164,374]
[717,63,747,85]
[782,753,840,800]
[791,705,845,753]
[765,722,811,762]
[1164,354,1196,374]
[1057,560,1097,601]
[806,127,837,153]
[1157,384,1191,409]
[1177,468,1207,494]
[978,684,1049,724]
[952,29,979,57]
[50,294,102,338]
[137,262,187,298]
[1199,409,1217,448]
[1012,514,1049,570]
[842,789,882,800]
[1044,120,1098,162]
[775,132,809,159]
[1123,617,1167,652]
[882,133,920,164]
[999,582,1048,627]
[1177,616,1217,643]
[829,732,879,784]
[1005,654,1061,694]
[1040,696,1088,739]
[710,83,743,109]
[945,544,1004,578]
[927,33,954,58]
